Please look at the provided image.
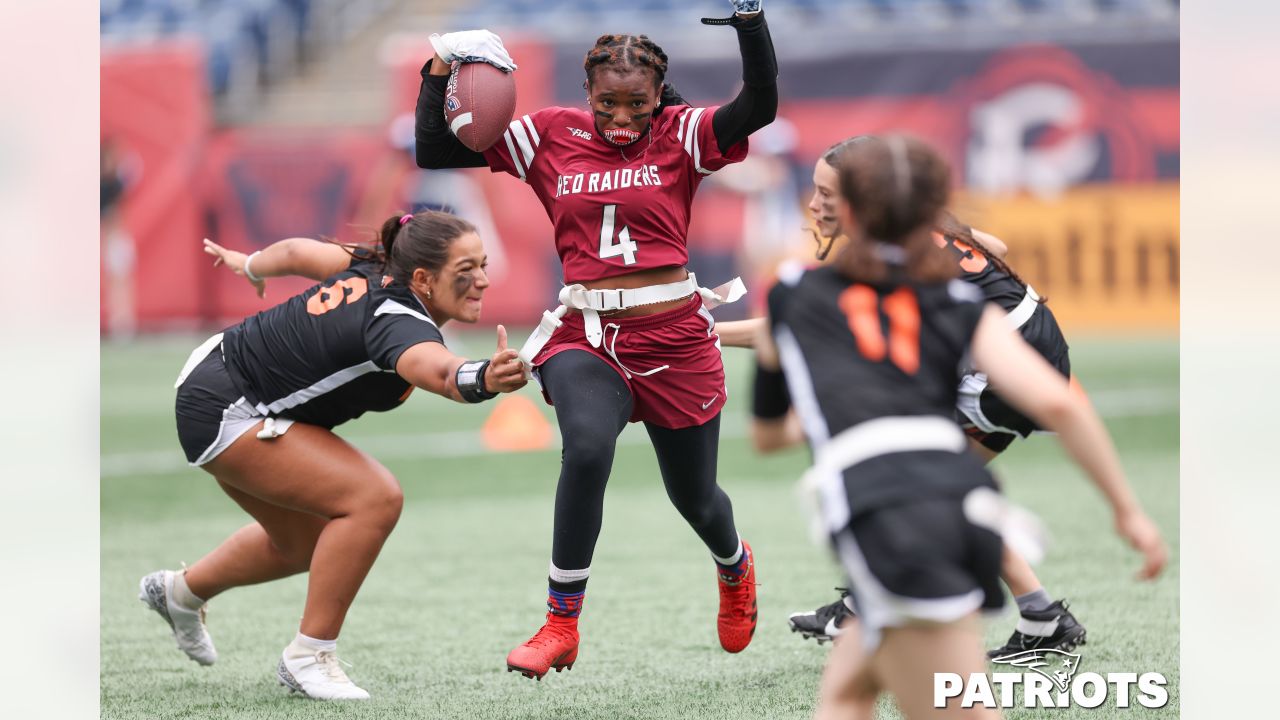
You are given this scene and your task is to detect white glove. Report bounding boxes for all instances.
[730,0,762,14]
[430,30,517,72]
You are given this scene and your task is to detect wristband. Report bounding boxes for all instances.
[456,359,498,403]
[243,251,264,283]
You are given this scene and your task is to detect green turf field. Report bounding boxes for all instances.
[101,333,1178,719]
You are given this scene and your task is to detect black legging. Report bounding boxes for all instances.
[539,349,740,573]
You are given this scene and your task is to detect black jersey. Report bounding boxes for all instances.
[220,257,444,429]
[932,231,1026,312]
[933,231,1068,365]
[767,263,986,438]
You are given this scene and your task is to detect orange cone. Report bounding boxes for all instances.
[481,394,555,451]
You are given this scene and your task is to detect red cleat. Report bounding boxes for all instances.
[717,541,758,653]
[506,612,579,680]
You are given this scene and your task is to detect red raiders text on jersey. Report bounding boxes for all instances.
[483,105,748,283]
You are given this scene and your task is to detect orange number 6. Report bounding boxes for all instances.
[306,277,368,315]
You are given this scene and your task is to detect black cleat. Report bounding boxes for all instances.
[988,599,1087,659]
[787,588,856,645]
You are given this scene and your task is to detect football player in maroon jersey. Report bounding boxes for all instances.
[415,0,777,679]
[139,212,526,700]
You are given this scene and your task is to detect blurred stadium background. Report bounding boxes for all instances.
[100,1,1178,718]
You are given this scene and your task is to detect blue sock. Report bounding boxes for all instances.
[547,587,584,618]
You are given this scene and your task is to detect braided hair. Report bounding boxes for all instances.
[583,34,686,112]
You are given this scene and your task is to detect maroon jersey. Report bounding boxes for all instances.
[482,105,748,283]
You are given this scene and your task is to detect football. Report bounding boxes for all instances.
[444,61,517,153]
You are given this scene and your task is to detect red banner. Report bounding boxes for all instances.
[103,39,1178,331]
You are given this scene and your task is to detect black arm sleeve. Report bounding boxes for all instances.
[752,363,791,419]
[710,12,779,153]
[414,59,489,170]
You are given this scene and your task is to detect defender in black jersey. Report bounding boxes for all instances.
[717,136,1089,658]
[139,211,526,701]
[751,135,1165,720]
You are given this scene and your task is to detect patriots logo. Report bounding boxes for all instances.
[990,649,1081,692]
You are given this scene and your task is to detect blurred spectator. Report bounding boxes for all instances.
[386,112,509,284]
[708,118,807,302]
[101,137,142,339]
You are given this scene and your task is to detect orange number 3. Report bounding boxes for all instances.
[306,277,369,315]
[838,284,921,374]
[933,231,989,273]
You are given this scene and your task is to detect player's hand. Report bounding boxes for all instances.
[729,0,762,15]
[203,238,265,298]
[430,30,517,72]
[1114,508,1167,581]
[485,325,527,393]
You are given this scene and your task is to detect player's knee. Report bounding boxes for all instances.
[356,467,404,534]
[369,483,404,534]
[560,426,617,477]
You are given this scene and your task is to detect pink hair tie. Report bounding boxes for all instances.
[399,213,414,226]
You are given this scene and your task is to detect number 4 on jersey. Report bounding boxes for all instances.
[598,204,637,265]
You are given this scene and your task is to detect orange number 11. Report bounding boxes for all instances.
[838,284,921,374]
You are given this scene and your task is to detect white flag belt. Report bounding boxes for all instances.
[516,273,747,373]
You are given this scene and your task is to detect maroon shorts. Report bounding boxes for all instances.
[531,295,726,429]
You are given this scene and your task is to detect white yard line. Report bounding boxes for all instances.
[100,388,1178,479]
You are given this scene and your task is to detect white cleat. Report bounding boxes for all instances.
[137,570,217,666]
[277,649,371,701]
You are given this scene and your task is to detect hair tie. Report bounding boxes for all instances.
[873,241,908,266]
[399,214,413,226]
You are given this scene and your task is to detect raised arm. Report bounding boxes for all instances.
[970,304,1167,580]
[202,237,356,298]
[708,5,779,153]
[394,324,526,403]
[415,58,489,170]
[414,30,517,170]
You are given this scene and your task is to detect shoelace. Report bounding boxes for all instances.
[315,650,355,684]
[526,620,575,649]
[815,599,849,624]
[718,575,758,617]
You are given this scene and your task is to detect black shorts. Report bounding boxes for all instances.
[956,305,1071,453]
[174,335,293,465]
[834,493,1005,648]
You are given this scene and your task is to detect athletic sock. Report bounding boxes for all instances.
[547,565,588,618]
[171,569,206,611]
[842,595,856,612]
[1015,588,1054,615]
[546,586,585,618]
[714,539,750,580]
[288,632,338,657]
